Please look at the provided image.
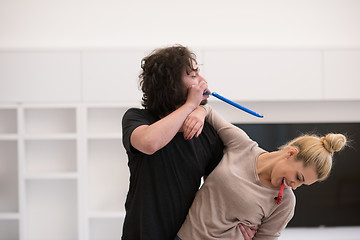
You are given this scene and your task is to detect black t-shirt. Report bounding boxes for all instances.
[121,108,224,240]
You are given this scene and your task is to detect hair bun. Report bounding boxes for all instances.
[321,133,347,155]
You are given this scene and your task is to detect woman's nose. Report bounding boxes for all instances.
[291,182,303,190]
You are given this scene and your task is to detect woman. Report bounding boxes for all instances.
[177,104,347,240]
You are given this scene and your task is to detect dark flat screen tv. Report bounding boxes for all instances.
[234,122,360,227]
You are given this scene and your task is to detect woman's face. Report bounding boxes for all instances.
[271,148,318,190]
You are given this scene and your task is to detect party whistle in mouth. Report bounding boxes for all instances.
[204,92,263,118]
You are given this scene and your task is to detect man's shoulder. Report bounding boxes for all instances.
[124,107,144,115]
[123,108,152,121]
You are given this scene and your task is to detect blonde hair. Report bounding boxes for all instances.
[280,133,347,181]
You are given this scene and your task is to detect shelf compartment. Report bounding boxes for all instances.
[24,108,76,135]
[25,172,78,180]
[26,179,78,240]
[87,107,127,135]
[25,139,77,174]
[87,139,129,212]
[0,109,17,134]
[0,140,18,213]
[89,218,123,240]
[0,219,19,240]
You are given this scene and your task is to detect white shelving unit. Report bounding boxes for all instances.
[0,103,132,240]
[85,106,129,240]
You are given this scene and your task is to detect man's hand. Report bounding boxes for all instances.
[185,80,209,110]
[239,223,258,240]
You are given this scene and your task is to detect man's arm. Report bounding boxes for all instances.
[131,81,209,155]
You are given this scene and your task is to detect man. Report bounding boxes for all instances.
[121,45,224,239]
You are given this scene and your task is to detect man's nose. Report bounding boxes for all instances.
[199,74,207,83]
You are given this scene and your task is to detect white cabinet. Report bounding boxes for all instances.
[203,50,323,101]
[0,52,82,102]
[1,49,359,103]
[324,50,360,100]
[0,104,132,240]
[82,51,144,103]
[0,50,145,103]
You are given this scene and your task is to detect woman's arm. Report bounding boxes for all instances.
[183,104,252,149]
[206,105,251,149]
[182,106,207,140]
[253,195,295,240]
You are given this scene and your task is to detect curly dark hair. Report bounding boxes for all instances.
[139,45,198,118]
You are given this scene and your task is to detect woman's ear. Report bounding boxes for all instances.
[287,147,299,158]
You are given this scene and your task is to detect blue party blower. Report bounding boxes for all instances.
[204,92,264,118]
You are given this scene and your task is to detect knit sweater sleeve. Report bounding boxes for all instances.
[205,104,252,150]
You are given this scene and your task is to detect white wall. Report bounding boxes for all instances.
[0,0,360,49]
[1,0,360,120]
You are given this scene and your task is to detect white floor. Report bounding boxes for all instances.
[279,226,360,240]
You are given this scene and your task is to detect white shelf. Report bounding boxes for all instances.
[0,134,18,140]
[87,134,122,140]
[24,133,77,140]
[0,213,19,220]
[88,211,125,219]
[25,172,79,180]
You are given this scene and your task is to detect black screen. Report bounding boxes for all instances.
[234,122,360,227]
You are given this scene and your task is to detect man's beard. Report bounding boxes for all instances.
[200,99,208,105]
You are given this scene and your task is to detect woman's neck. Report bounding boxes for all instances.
[257,150,284,188]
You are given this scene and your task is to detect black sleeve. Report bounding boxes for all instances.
[122,108,153,154]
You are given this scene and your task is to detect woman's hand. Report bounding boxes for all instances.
[239,223,258,240]
[183,106,207,140]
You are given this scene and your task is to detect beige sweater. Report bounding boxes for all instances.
[177,106,295,240]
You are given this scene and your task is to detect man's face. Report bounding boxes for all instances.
[182,60,202,88]
[182,60,208,105]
